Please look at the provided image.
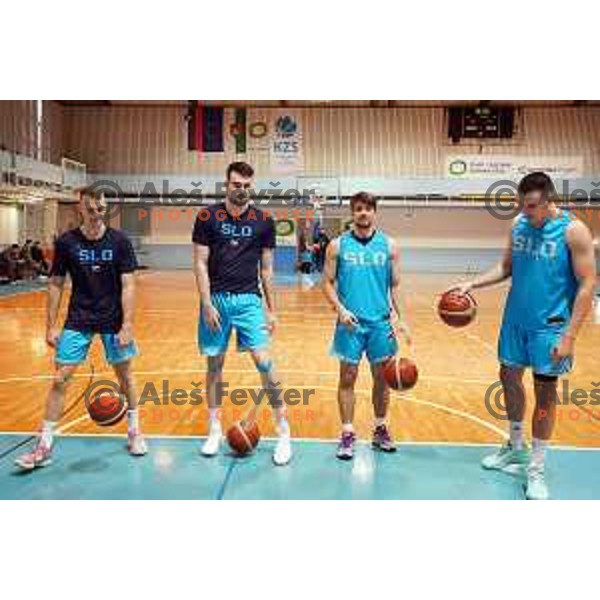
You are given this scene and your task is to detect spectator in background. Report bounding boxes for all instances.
[298,235,314,289]
[20,239,34,279]
[21,239,33,259]
[0,244,23,284]
[315,230,330,272]
[31,241,49,278]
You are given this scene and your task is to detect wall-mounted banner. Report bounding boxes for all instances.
[447,155,583,180]
[275,218,296,246]
[246,110,270,153]
[270,111,303,173]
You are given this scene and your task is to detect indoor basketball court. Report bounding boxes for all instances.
[1,100,599,499]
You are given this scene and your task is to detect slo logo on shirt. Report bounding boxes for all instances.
[513,235,557,260]
[78,247,114,265]
[220,223,254,238]
[342,250,387,267]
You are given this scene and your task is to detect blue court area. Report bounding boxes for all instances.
[1,434,600,499]
[0,279,47,297]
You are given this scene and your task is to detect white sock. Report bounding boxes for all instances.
[274,408,290,437]
[342,423,354,433]
[374,417,386,428]
[531,438,547,470]
[40,420,56,448]
[127,409,139,433]
[209,408,221,431]
[509,421,524,450]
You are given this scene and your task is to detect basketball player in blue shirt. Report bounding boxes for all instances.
[323,192,411,460]
[452,172,596,499]
[192,162,292,465]
[16,189,147,470]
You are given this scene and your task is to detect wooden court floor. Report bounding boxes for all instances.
[0,271,599,447]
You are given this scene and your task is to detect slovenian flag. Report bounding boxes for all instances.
[187,101,224,152]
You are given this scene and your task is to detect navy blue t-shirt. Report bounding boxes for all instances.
[50,227,137,333]
[192,203,276,295]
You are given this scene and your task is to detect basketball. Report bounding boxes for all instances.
[226,420,261,455]
[87,390,127,427]
[382,357,419,391]
[437,290,477,327]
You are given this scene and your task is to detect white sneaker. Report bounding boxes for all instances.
[526,463,549,500]
[15,441,53,471]
[481,442,529,472]
[272,435,292,466]
[202,425,222,456]
[128,430,148,456]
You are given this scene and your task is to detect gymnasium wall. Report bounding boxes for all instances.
[0,201,62,247]
[37,199,600,273]
[135,203,600,245]
[3,102,598,272]
[140,205,515,247]
[0,205,20,245]
[0,101,64,163]
[21,201,57,245]
[45,100,65,164]
[58,103,600,272]
[0,101,36,157]
[62,105,600,176]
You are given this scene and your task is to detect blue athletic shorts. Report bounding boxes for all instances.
[498,321,573,376]
[56,328,138,365]
[331,319,397,365]
[198,292,269,356]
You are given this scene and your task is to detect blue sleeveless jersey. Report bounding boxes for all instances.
[336,230,392,322]
[504,210,578,330]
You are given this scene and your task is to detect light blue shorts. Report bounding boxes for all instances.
[331,319,397,365]
[198,292,269,356]
[56,328,138,365]
[498,321,573,376]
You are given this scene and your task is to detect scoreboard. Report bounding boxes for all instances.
[464,106,500,137]
[448,105,514,143]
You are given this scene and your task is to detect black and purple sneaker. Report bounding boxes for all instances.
[336,431,356,460]
[372,424,397,453]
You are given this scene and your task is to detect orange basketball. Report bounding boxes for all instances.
[226,420,261,455]
[87,390,127,427]
[437,289,477,327]
[382,357,419,391]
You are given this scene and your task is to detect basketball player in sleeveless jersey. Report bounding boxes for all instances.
[15,189,147,471]
[192,162,292,466]
[452,172,596,499]
[323,192,411,460]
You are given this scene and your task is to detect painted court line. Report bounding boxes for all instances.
[0,287,46,301]
[464,331,498,357]
[0,368,498,387]
[12,378,504,440]
[1,384,506,440]
[1,431,599,451]
[216,461,237,500]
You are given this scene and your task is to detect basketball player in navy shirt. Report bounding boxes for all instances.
[192,162,292,465]
[16,189,147,470]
